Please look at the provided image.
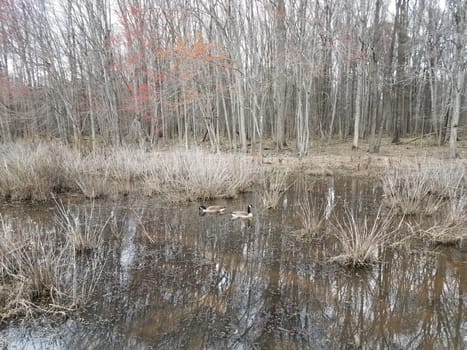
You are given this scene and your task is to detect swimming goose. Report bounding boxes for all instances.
[231,204,253,219]
[199,205,226,214]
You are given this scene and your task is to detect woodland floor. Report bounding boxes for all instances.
[260,137,467,178]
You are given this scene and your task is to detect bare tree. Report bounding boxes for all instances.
[449,0,466,158]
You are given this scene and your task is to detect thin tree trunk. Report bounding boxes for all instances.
[449,0,465,158]
[352,64,363,149]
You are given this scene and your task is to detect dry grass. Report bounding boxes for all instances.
[54,198,109,254]
[297,194,326,236]
[64,146,152,199]
[0,143,259,202]
[261,168,289,209]
[152,149,258,202]
[0,200,109,320]
[292,178,329,236]
[329,205,401,268]
[0,142,74,201]
[420,194,467,245]
[382,160,465,215]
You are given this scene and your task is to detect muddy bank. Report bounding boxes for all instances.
[260,138,467,177]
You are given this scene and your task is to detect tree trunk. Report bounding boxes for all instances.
[449,0,466,158]
[274,0,287,150]
[352,64,363,149]
[368,0,382,153]
[392,0,409,144]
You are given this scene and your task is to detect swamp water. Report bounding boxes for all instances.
[0,176,466,349]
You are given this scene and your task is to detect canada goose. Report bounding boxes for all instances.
[199,205,226,214]
[231,204,253,219]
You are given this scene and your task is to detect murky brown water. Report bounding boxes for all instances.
[1,176,466,349]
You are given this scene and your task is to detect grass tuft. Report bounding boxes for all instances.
[261,168,289,209]
[382,160,465,215]
[153,149,257,202]
[54,198,109,255]
[329,205,400,268]
[420,194,467,245]
[297,194,326,236]
[0,201,109,320]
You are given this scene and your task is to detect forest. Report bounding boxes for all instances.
[1,3,467,347]
[0,0,465,157]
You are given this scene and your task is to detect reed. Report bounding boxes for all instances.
[330,205,400,267]
[382,160,464,215]
[154,149,257,202]
[421,194,467,244]
[297,194,326,236]
[0,142,260,202]
[0,142,74,201]
[261,168,289,209]
[54,198,110,255]
[0,201,109,320]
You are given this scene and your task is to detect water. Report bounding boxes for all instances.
[0,176,466,349]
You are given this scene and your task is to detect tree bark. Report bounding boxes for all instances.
[449,0,466,158]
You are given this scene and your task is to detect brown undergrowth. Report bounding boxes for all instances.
[0,200,110,321]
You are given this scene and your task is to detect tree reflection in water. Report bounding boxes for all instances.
[0,177,465,349]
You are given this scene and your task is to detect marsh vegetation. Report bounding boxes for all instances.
[0,143,257,202]
[0,201,109,320]
[1,0,466,345]
[0,137,466,350]
[0,172,466,349]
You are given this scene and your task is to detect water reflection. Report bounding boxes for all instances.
[325,175,335,219]
[0,177,466,349]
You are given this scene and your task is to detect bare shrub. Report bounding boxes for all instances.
[329,206,400,267]
[382,161,464,215]
[261,168,289,209]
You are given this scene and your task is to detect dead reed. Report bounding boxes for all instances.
[382,160,465,215]
[297,193,326,236]
[261,168,289,209]
[0,142,74,201]
[153,149,258,202]
[64,146,152,199]
[0,200,109,320]
[0,143,259,202]
[329,205,400,267]
[54,198,109,254]
[420,194,467,245]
